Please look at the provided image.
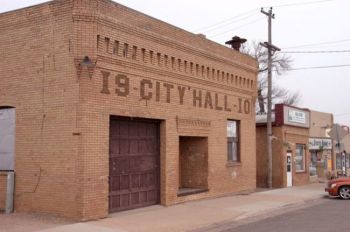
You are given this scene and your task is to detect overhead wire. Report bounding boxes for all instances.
[265,0,336,8]
[194,8,258,32]
[200,11,259,33]
[280,49,350,53]
[282,38,350,49]
[286,64,350,71]
[334,112,350,117]
[195,0,338,37]
[209,17,264,38]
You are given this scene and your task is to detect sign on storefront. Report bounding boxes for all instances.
[308,138,332,150]
[288,109,306,124]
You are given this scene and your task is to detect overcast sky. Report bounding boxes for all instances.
[1,0,350,126]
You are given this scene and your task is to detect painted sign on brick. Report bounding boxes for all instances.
[100,71,252,115]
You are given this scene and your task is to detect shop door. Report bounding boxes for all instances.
[109,117,160,213]
[286,152,292,187]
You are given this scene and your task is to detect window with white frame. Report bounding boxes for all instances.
[227,120,240,162]
[295,144,306,172]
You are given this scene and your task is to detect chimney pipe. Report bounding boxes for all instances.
[225,36,247,51]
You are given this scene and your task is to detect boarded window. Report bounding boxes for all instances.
[0,108,15,170]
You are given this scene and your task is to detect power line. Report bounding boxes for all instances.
[280,49,350,53]
[282,38,350,49]
[335,112,350,117]
[266,0,335,8]
[209,17,264,38]
[194,8,258,32]
[196,0,337,35]
[286,64,350,71]
[201,11,259,33]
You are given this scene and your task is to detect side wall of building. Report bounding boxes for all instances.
[309,111,333,137]
[0,1,80,218]
[256,126,267,187]
[256,126,285,188]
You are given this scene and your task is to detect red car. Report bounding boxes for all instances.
[325,177,350,199]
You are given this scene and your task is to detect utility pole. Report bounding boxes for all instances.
[260,7,280,188]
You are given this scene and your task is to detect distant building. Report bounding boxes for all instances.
[328,124,350,176]
[308,110,334,180]
[256,104,349,188]
[256,104,310,188]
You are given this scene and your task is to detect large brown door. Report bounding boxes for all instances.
[109,117,160,213]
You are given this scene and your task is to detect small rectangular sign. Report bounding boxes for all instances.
[288,109,306,124]
[308,138,332,150]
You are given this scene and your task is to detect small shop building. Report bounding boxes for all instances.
[256,104,310,188]
[0,0,258,220]
[308,110,334,181]
[329,125,350,176]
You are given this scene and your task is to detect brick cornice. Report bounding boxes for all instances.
[72,14,258,75]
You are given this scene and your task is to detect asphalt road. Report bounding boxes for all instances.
[205,198,350,232]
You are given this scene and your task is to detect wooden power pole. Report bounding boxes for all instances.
[260,7,280,188]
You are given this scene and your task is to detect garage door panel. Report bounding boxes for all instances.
[109,176,120,192]
[147,124,157,137]
[129,123,139,136]
[131,192,139,205]
[110,157,130,175]
[119,139,130,154]
[120,175,130,190]
[109,139,120,156]
[109,195,120,209]
[147,190,157,201]
[131,174,140,188]
[138,124,147,137]
[129,139,139,153]
[120,194,130,207]
[109,118,160,213]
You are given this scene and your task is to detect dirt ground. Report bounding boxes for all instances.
[0,212,72,232]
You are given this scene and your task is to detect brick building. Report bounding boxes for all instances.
[308,110,334,180]
[0,0,258,220]
[256,104,310,188]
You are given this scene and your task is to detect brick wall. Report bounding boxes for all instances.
[0,0,79,218]
[1,0,258,220]
[256,124,310,188]
[284,126,310,186]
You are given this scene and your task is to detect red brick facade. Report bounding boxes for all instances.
[0,0,257,220]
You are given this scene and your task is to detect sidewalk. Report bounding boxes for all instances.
[32,183,326,232]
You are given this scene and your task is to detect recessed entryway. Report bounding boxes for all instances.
[178,136,208,196]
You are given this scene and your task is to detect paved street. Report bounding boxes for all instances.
[208,198,350,232]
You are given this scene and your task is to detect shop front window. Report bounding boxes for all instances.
[309,151,317,176]
[295,144,306,172]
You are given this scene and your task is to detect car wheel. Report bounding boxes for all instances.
[339,186,350,199]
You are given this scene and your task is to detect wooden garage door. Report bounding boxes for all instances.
[109,117,160,213]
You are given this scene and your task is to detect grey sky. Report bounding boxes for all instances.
[1,0,350,125]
